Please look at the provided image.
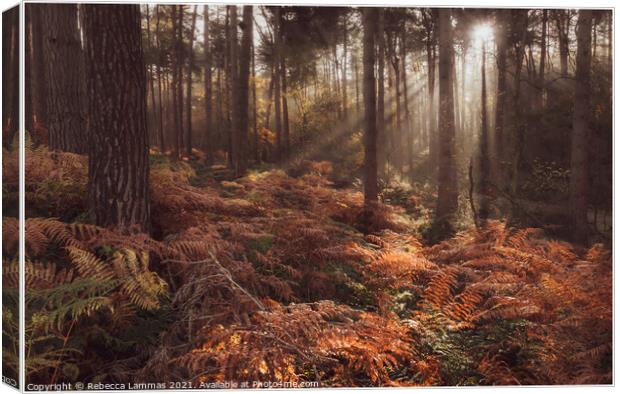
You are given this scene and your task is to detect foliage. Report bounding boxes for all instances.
[4,143,612,386]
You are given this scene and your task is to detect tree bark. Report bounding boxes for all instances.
[478,41,490,221]
[176,6,185,156]
[494,10,508,183]
[362,8,378,206]
[41,4,87,153]
[273,7,283,160]
[233,5,253,176]
[155,6,165,152]
[401,30,412,178]
[82,4,150,234]
[342,16,348,119]
[435,9,458,227]
[252,40,259,163]
[185,6,198,157]
[2,6,19,148]
[229,6,240,171]
[538,9,547,109]
[554,10,570,78]
[377,8,386,178]
[570,10,593,244]
[171,5,180,158]
[203,5,213,164]
[423,10,438,175]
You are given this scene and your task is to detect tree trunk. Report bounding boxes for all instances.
[41,4,87,153]
[570,10,593,244]
[401,30,412,178]
[82,4,150,234]
[362,8,378,206]
[185,6,197,157]
[281,55,290,158]
[228,6,240,172]
[354,52,360,115]
[2,6,19,148]
[435,9,458,228]
[424,10,438,175]
[252,40,259,163]
[233,5,253,177]
[155,6,165,152]
[171,5,180,158]
[25,11,33,135]
[377,8,386,178]
[27,4,49,144]
[273,7,283,160]
[176,6,185,156]
[203,5,213,164]
[145,5,158,148]
[478,41,490,221]
[508,10,528,198]
[538,9,547,109]
[494,10,508,183]
[555,10,570,78]
[342,16,348,119]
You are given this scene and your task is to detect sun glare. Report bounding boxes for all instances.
[472,23,494,43]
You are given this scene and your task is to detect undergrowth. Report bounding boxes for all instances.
[2,143,612,386]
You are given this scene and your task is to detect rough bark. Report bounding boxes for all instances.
[435,9,458,227]
[494,10,508,180]
[41,4,87,153]
[554,10,570,78]
[30,4,49,135]
[203,5,213,164]
[185,6,198,157]
[377,9,386,177]
[171,5,180,158]
[362,8,378,206]
[233,5,253,176]
[478,41,490,221]
[570,10,593,244]
[273,7,283,160]
[423,10,437,175]
[82,4,150,234]
[2,6,19,148]
[155,6,165,152]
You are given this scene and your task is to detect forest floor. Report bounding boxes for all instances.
[3,144,612,386]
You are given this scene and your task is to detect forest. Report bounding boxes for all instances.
[1,4,613,388]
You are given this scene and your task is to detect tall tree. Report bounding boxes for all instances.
[228,6,240,171]
[233,5,253,176]
[41,4,87,153]
[553,10,571,78]
[155,5,165,152]
[362,8,378,207]
[538,9,547,109]
[203,5,213,164]
[478,38,490,222]
[376,8,386,177]
[185,6,198,157]
[82,4,150,233]
[176,6,186,156]
[434,9,458,230]
[273,7,283,160]
[494,10,508,182]
[2,6,19,148]
[422,10,437,175]
[171,5,181,158]
[570,10,593,244]
[26,4,48,143]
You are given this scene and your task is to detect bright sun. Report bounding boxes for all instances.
[472,23,494,43]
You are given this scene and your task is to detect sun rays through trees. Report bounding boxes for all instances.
[2,4,613,388]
